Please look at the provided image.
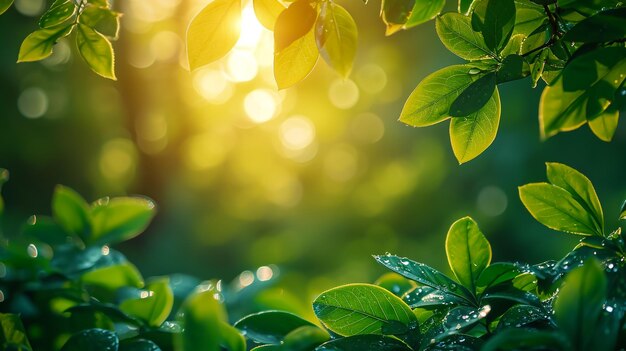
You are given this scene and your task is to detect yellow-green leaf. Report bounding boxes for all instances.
[274,25,318,89]
[186,0,241,71]
[79,5,121,40]
[253,0,284,30]
[588,107,619,142]
[315,2,357,78]
[445,217,492,294]
[0,0,13,15]
[450,88,500,164]
[39,0,76,28]
[120,277,174,327]
[76,23,116,79]
[17,24,74,62]
[175,283,227,351]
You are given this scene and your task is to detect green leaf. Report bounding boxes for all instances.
[253,0,284,30]
[562,47,626,92]
[458,0,472,14]
[312,283,416,337]
[52,185,92,240]
[90,197,156,246]
[445,217,492,293]
[75,23,116,79]
[274,22,318,89]
[22,215,68,245]
[588,107,619,142]
[0,169,8,217]
[400,65,485,127]
[475,262,520,292]
[563,7,626,43]
[174,283,227,351]
[374,254,475,303]
[0,0,12,15]
[497,305,548,330]
[471,0,516,51]
[316,334,412,351]
[545,162,604,234]
[17,24,74,62]
[274,0,317,52]
[186,0,241,70]
[120,277,174,327]
[513,7,545,37]
[497,54,526,83]
[619,200,626,220]
[449,87,500,163]
[512,272,538,291]
[39,0,76,28]
[404,0,446,28]
[381,0,415,35]
[0,313,32,351]
[81,262,144,291]
[553,259,607,351]
[79,5,121,40]
[234,310,315,344]
[315,2,357,78]
[519,183,602,236]
[218,323,246,351]
[403,286,466,308]
[450,72,496,117]
[120,340,161,351]
[435,13,495,60]
[281,326,329,351]
[375,272,416,297]
[481,329,570,351]
[61,329,119,351]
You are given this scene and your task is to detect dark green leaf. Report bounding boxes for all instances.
[90,197,156,246]
[76,23,116,79]
[315,2,357,78]
[450,88,501,163]
[553,259,607,350]
[67,302,142,326]
[218,322,246,351]
[445,217,492,293]
[471,0,516,51]
[620,200,626,220]
[497,54,525,83]
[476,263,520,293]
[400,65,485,127]
[0,0,12,15]
[436,13,495,60]
[0,169,7,217]
[52,185,92,240]
[313,284,416,337]
[497,305,548,330]
[519,183,601,236]
[17,24,74,62]
[0,313,32,351]
[119,339,161,351]
[80,5,121,39]
[39,0,76,28]
[234,310,315,344]
[316,334,412,350]
[450,72,496,117]
[275,0,317,52]
[381,0,415,35]
[481,329,569,351]
[61,328,119,351]
[375,273,416,297]
[22,215,68,245]
[281,326,329,351]
[120,277,174,327]
[563,7,626,43]
[512,272,537,291]
[458,0,472,14]
[375,254,475,303]
[403,286,467,308]
[562,47,626,92]
[545,162,604,234]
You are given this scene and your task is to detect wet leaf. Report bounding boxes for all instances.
[316,334,412,350]
[61,328,119,351]
[445,217,492,292]
[186,0,241,70]
[120,277,174,327]
[234,310,315,344]
[313,284,416,337]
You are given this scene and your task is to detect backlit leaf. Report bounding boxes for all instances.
[0,313,32,351]
[436,13,495,60]
[519,183,601,236]
[404,0,445,28]
[315,2,357,78]
[274,24,318,89]
[471,0,515,51]
[52,185,92,240]
[0,0,12,15]
[545,162,604,234]
[449,72,496,117]
[76,23,116,79]
[450,88,500,163]
[175,283,227,351]
[253,0,284,30]
[381,0,415,35]
[274,0,317,52]
[588,107,619,142]
[186,0,241,70]
[445,217,492,293]
[234,310,315,344]
[39,0,76,28]
[281,326,329,350]
[120,277,174,327]
[400,65,484,127]
[90,197,156,246]
[313,284,416,337]
[563,7,626,43]
[80,5,121,39]
[17,24,74,62]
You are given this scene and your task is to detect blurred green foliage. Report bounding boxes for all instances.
[0,0,624,307]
